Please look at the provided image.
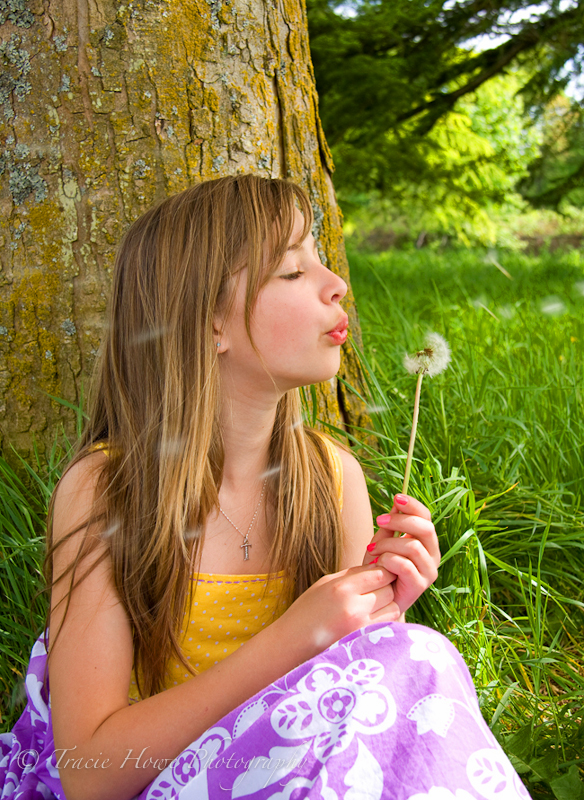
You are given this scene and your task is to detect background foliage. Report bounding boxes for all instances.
[307,0,584,240]
[334,245,584,798]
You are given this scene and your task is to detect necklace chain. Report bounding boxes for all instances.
[219,477,267,561]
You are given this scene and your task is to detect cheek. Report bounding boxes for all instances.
[254,295,312,347]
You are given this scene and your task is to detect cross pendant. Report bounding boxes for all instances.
[241,536,252,561]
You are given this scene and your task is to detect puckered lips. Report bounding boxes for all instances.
[325,314,349,345]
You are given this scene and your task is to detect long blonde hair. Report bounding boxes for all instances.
[45,175,347,698]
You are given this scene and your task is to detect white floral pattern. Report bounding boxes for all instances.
[466,749,531,799]
[407,694,455,738]
[1,624,530,800]
[270,658,396,762]
[409,629,456,672]
[344,738,384,800]
[364,625,395,645]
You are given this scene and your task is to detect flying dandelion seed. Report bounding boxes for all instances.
[291,418,305,430]
[402,333,450,497]
[260,465,281,479]
[391,387,408,402]
[471,295,488,311]
[184,527,203,541]
[131,325,168,345]
[366,404,390,415]
[498,304,516,320]
[312,626,331,649]
[100,520,121,540]
[159,437,188,459]
[11,679,26,707]
[540,296,566,317]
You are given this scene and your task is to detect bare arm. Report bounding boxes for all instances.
[336,445,376,571]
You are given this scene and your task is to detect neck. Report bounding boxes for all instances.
[218,384,281,497]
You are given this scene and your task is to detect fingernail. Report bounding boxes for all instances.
[366,542,376,552]
[395,494,408,506]
[377,513,391,525]
[370,556,379,564]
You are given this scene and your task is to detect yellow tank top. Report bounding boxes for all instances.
[88,434,344,701]
[129,570,291,699]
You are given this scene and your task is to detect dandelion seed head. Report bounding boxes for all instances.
[404,332,451,378]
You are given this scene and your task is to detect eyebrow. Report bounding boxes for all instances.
[287,235,317,253]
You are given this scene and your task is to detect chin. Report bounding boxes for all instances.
[306,364,341,387]
[282,355,342,392]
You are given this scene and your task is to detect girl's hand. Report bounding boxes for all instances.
[362,493,440,616]
[275,564,400,659]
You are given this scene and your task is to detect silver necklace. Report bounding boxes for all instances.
[219,477,267,561]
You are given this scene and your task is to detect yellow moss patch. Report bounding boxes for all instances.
[2,268,64,407]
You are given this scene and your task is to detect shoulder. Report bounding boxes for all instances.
[334,442,364,484]
[315,433,366,490]
[56,449,108,498]
[52,450,109,542]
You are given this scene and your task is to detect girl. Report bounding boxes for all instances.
[1,176,527,800]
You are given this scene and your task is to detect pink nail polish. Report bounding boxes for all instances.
[370,556,379,564]
[377,513,391,525]
[366,542,376,552]
[395,494,408,506]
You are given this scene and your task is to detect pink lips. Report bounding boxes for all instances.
[326,315,349,345]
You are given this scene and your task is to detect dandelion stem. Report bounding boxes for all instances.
[402,371,424,495]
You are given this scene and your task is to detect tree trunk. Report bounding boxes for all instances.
[0,0,370,455]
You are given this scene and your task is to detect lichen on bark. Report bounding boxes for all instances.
[0,0,370,455]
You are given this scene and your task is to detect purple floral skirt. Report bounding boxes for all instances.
[0,622,530,799]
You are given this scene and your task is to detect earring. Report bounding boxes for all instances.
[216,342,221,347]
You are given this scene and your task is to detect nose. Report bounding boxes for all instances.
[329,268,348,304]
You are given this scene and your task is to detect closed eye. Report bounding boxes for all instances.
[281,271,304,280]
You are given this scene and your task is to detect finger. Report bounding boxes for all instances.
[363,582,396,614]
[369,599,401,623]
[362,547,397,580]
[373,515,440,564]
[385,494,432,521]
[375,539,439,584]
[377,553,430,614]
[335,563,396,595]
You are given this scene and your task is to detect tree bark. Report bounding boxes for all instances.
[0,0,369,454]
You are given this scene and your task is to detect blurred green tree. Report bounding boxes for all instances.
[519,95,584,208]
[307,0,584,212]
[336,73,542,242]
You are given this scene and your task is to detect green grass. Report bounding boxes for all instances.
[0,434,73,729]
[1,246,583,798]
[334,245,584,799]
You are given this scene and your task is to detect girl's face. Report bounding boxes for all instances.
[216,209,348,395]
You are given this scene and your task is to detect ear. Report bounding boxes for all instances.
[213,314,228,353]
